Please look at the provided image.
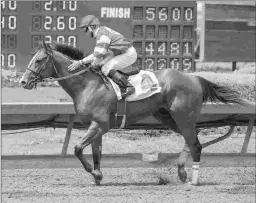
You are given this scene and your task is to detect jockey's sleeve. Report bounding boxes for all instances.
[81,54,94,64]
[93,35,111,59]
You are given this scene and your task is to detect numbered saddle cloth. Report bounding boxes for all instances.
[109,70,162,101]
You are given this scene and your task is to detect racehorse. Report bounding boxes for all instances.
[20,41,245,185]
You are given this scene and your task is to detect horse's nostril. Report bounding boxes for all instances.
[20,81,26,86]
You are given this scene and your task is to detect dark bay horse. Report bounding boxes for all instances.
[20,42,245,185]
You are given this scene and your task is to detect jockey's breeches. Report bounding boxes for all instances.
[101,46,137,76]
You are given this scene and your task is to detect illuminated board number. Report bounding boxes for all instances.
[183,58,192,71]
[68,36,76,47]
[8,16,17,30]
[8,54,16,68]
[183,42,192,56]
[171,8,181,21]
[145,58,154,71]
[57,36,65,44]
[7,35,17,49]
[157,58,167,70]
[44,35,52,43]
[1,1,17,11]
[1,53,16,69]
[184,8,193,21]
[170,42,180,56]
[1,1,5,11]
[44,16,52,30]
[55,36,77,46]
[146,7,156,21]
[57,1,66,11]
[57,16,65,30]
[68,17,76,30]
[69,1,77,11]
[170,58,179,70]
[44,1,53,11]
[44,1,77,11]
[8,1,17,11]
[1,16,4,30]
[1,54,4,67]
[32,16,41,31]
[145,42,155,56]
[157,42,167,55]
[159,7,168,21]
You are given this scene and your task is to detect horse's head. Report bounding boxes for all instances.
[20,41,56,89]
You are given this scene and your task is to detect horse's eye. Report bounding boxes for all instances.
[35,59,41,63]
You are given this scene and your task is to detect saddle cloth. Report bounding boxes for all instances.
[108,70,162,101]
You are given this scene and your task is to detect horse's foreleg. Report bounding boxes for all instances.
[74,120,107,184]
[91,136,103,185]
[177,143,190,182]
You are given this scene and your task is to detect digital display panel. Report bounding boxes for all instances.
[132,1,196,71]
[1,1,196,72]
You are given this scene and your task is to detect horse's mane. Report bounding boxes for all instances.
[49,42,85,60]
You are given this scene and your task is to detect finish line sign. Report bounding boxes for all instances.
[101,7,131,18]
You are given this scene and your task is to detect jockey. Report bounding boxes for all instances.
[68,15,137,99]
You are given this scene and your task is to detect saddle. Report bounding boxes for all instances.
[90,64,162,129]
[117,65,140,77]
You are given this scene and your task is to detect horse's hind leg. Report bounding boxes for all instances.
[91,136,103,185]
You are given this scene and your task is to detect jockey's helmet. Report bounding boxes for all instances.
[78,15,100,28]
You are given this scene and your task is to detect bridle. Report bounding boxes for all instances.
[27,48,90,87]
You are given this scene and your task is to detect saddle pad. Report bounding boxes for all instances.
[109,70,162,101]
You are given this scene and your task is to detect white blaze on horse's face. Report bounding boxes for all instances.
[20,49,48,89]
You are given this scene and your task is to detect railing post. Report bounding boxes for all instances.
[61,114,75,157]
[241,117,254,154]
[232,61,237,71]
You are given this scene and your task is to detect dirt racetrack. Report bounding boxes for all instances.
[2,167,255,203]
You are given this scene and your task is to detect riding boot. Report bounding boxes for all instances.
[107,69,135,99]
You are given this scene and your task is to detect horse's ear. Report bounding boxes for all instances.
[43,41,48,51]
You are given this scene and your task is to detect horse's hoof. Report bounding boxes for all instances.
[188,181,199,186]
[178,169,187,183]
[91,169,103,186]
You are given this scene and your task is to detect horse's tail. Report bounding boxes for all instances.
[196,76,245,105]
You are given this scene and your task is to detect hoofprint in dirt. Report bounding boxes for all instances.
[2,167,255,203]
[1,128,255,155]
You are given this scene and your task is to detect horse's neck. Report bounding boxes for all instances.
[52,51,100,100]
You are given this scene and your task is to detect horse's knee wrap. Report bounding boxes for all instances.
[74,145,82,156]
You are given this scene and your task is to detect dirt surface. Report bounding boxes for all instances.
[2,167,255,203]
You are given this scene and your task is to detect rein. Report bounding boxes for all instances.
[32,49,110,86]
[42,66,90,82]
[35,50,91,83]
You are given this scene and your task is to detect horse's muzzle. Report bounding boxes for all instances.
[19,79,34,89]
